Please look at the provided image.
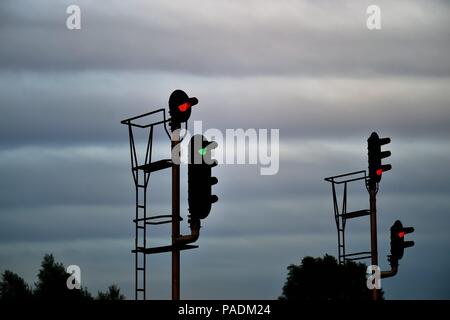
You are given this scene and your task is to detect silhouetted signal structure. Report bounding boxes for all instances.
[121,90,217,300]
[188,135,219,220]
[325,132,413,301]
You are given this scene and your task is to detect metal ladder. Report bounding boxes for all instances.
[325,171,372,264]
[123,111,171,300]
[122,108,199,300]
[134,167,151,300]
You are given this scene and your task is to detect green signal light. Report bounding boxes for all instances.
[198,148,207,156]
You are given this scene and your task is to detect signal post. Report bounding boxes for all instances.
[168,90,219,300]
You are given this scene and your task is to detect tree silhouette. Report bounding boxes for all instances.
[279,254,383,300]
[97,285,125,300]
[0,254,126,300]
[0,270,33,300]
[33,254,92,300]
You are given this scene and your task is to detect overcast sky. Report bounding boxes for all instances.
[1,0,449,299]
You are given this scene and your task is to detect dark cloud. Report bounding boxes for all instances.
[0,1,449,76]
[1,138,449,209]
[1,73,449,147]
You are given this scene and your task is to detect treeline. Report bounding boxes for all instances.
[0,254,125,300]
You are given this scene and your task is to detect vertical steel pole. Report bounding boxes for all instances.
[369,186,379,301]
[171,126,180,300]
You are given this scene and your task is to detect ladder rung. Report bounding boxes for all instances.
[134,159,172,173]
[136,289,145,292]
[341,210,370,219]
[137,226,145,229]
[136,267,144,271]
[138,205,145,208]
[133,244,198,255]
[146,220,172,225]
[137,184,145,188]
[133,215,182,224]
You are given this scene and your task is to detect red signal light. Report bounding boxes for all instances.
[178,102,190,112]
[398,231,405,238]
[376,169,383,176]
